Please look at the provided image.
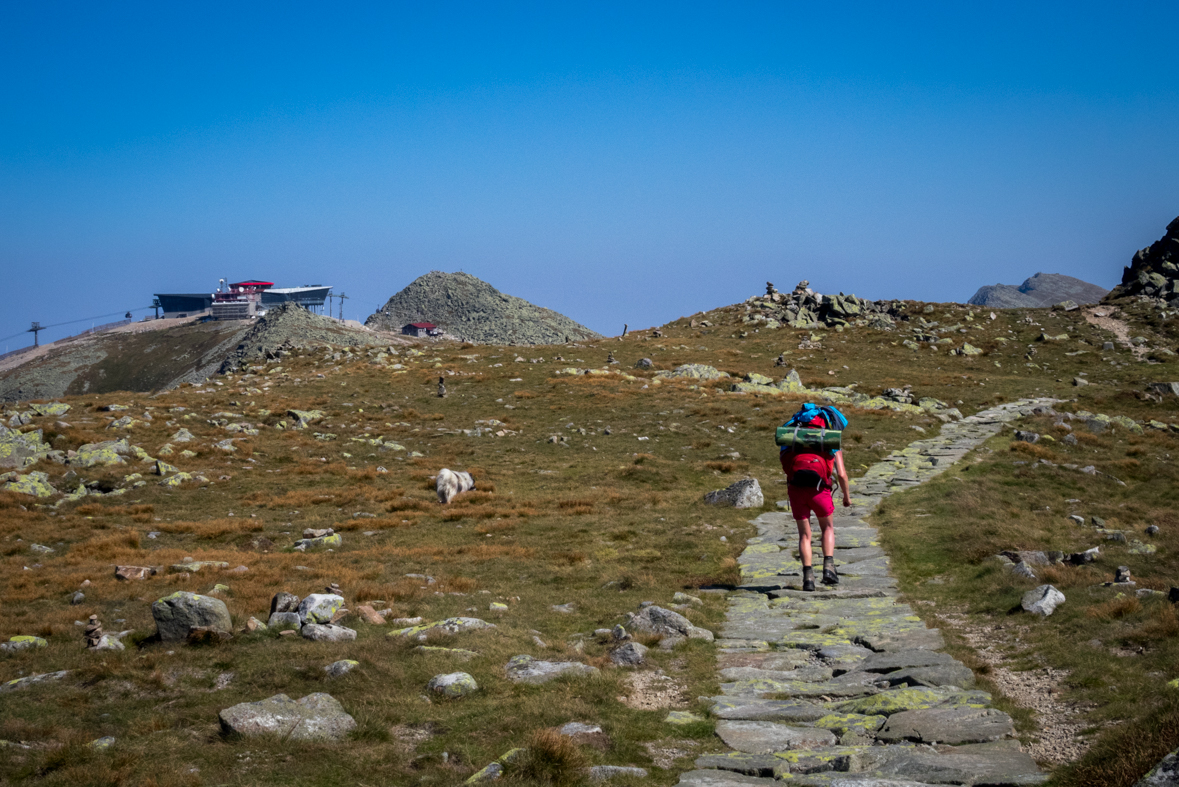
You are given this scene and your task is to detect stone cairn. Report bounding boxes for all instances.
[437,376,447,398]
[745,280,900,330]
[83,615,103,649]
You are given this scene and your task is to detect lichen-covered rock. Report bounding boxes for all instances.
[169,560,228,573]
[0,471,56,497]
[505,655,599,684]
[298,594,345,625]
[777,369,807,393]
[324,660,359,678]
[294,533,342,551]
[287,409,326,429]
[301,624,356,642]
[0,670,69,692]
[171,428,195,443]
[388,617,495,640]
[427,671,479,697]
[159,472,193,488]
[0,635,48,652]
[705,478,763,508]
[28,403,70,417]
[656,363,730,381]
[0,425,51,469]
[152,592,232,641]
[268,612,301,630]
[218,693,356,741]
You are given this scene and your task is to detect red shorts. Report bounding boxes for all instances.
[788,485,834,521]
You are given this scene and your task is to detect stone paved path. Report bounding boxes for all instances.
[677,399,1058,786]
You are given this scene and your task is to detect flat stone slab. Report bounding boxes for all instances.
[865,744,1045,785]
[878,706,1015,744]
[828,546,886,562]
[719,666,834,683]
[722,677,879,699]
[709,697,829,722]
[860,650,960,673]
[881,664,975,689]
[715,721,837,753]
[837,557,891,576]
[771,588,889,601]
[718,651,814,671]
[856,628,945,653]
[694,753,779,777]
[676,770,778,786]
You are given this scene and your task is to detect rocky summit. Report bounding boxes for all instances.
[968,272,1109,308]
[364,271,600,344]
[1108,215,1179,303]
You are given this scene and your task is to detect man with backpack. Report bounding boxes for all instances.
[778,404,851,592]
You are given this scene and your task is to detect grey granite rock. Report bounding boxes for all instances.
[218,693,356,741]
[151,592,232,641]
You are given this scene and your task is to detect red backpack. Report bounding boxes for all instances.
[779,415,836,490]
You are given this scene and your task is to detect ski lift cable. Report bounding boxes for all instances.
[1,307,153,344]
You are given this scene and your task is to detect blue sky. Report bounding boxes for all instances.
[2,2,1177,347]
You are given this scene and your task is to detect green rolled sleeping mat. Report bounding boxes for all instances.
[775,426,842,451]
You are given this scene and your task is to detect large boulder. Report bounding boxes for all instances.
[152,592,232,641]
[218,693,356,741]
[704,478,763,508]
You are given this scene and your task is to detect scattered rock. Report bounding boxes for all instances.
[427,672,479,698]
[0,635,48,652]
[505,655,599,684]
[1022,585,1066,617]
[588,765,649,782]
[704,478,763,508]
[218,693,356,741]
[298,594,344,625]
[301,624,356,642]
[115,565,158,581]
[610,642,648,666]
[151,592,232,642]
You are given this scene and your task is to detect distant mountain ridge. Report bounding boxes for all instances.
[365,271,601,345]
[967,273,1108,308]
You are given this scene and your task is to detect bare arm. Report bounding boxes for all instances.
[834,451,851,507]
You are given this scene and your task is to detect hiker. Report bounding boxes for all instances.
[778,404,851,592]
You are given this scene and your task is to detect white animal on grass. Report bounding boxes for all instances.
[436,468,475,504]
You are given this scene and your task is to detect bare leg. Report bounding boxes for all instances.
[816,516,835,558]
[795,518,813,566]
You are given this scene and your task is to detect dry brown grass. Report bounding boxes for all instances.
[1087,596,1141,620]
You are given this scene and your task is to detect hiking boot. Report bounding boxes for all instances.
[822,556,839,586]
[802,566,815,592]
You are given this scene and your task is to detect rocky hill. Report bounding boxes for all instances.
[968,272,1108,308]
[364,271,601,344]
[1107,215,1179,302]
